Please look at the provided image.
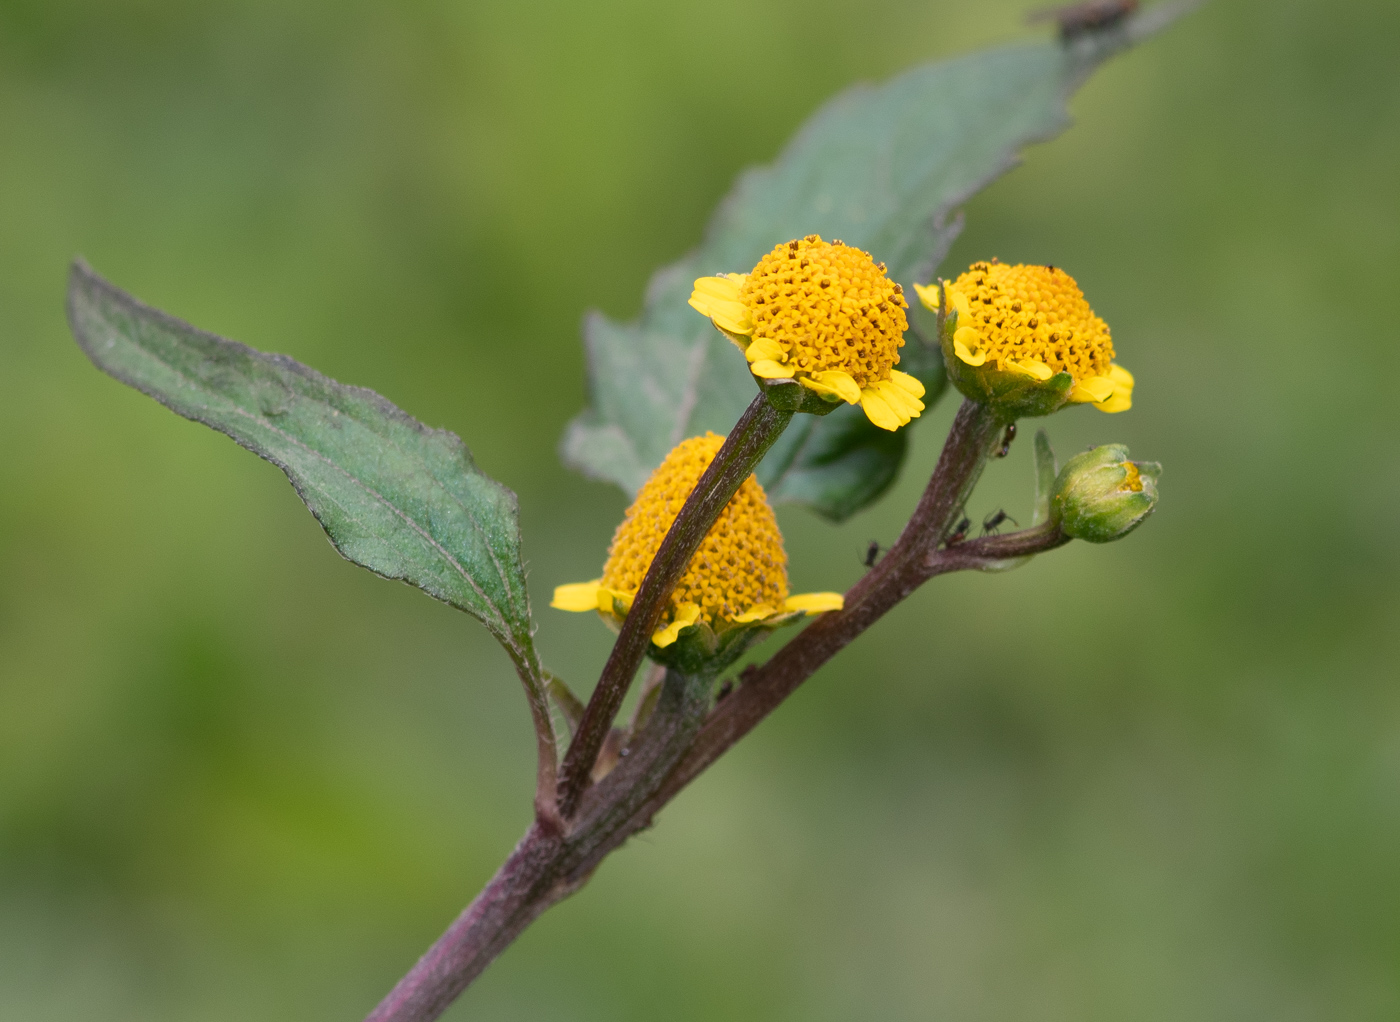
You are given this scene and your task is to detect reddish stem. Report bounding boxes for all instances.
[363,399,1076,1021]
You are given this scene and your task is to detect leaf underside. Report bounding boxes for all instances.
[561,6,1187,521]
[67,261,541,679]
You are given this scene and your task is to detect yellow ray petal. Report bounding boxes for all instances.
[691,275,742,302]
[1008,358,1054,381]
[800,369,862,404]
[783,592,844,613]
[693,299,751,335]
[1069,375,1115,404]
[947,287,972,322]
[651,602,701,648]
[744,337,785,363]
[551,580,602,611]
[688,276,751,335]
[887,370,925,398]
[595,586,634,615]
[1093,363,1133,411]
[750,359,795,379]
[876,379,923,421]
[860,387,902,431]
[952,327,986,366]
[732,603,777,623]
[912,281,942,312]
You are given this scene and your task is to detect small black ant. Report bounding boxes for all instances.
[1027,0,1138,40]
[945,516,971,547]
[982,509,1019,535]
[716,679,734,703]
[995,422,1017,458]
[862,540,886,568]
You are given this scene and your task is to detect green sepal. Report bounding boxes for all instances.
[758,376,841,416]
[645,610,813,677]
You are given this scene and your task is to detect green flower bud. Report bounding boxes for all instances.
[1050,444,1160,543]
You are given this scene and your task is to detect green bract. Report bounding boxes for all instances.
[645,608,813,678]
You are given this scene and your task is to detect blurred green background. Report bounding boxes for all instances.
[3,0,1399,1018]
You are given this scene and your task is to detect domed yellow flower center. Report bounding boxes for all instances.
[945,261,1113,380]
[740,236,909,389]
[688,236,926,432]
[915,260,1133,413]
[551,433,844,647]
[602,434,788,627]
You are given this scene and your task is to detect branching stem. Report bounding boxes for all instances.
[364,398,1075,1022]
[554,392,792,819]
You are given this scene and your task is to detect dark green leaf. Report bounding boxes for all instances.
[67,261,545,688]
[562,6,1189,518]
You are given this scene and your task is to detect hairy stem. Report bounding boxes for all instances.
[928,518,1070,570]
[509,648,561,829]
[555,392,792,819]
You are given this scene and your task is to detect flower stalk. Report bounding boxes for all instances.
[553,391,794,820]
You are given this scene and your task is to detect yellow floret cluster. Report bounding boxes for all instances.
[739,236,909,389]
[948,261,1114,380]
[601,434,788,626]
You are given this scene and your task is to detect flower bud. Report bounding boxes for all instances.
[1050,445,1160,543]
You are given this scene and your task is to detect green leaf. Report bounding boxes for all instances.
[1032,428,1058,526]
[562,6,1188,518]
[67,261,546,689]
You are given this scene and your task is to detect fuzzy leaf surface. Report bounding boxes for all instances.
[68,261,543,682]
[562,7,1186,519]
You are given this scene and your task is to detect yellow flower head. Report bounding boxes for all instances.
[551,434,842,657]
[913,261,1133,414]
[688,236,926,432]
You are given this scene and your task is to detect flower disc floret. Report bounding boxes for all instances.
[551,434,842,650]
[688,236,926,432]
[915,261,1133,414]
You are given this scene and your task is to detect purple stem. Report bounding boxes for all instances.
[363,399,1075,1021]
